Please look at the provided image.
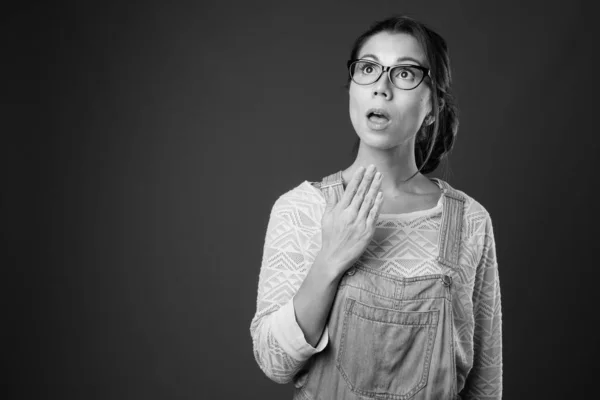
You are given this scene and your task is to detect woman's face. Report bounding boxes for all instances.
[349,31,432,149]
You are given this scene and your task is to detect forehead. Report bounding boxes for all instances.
[358,31,427,66]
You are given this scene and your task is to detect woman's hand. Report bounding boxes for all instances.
[318,164,384,278]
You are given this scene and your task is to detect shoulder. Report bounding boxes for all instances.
[269,180,327,231]
[273,180,326,209]
[438,180,498,268]
[438,179,494,241]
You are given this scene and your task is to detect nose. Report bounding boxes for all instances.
[372,70,393,100]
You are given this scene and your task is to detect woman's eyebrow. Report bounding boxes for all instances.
[359,53,424,65]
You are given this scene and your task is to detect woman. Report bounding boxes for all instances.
[250,15,502,400]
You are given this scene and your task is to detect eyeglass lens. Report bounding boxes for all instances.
[350,61,424,90]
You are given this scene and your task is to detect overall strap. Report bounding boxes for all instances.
[432,178,466,268]
[318,170,345,204]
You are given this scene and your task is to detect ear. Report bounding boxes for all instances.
[425,95,445,125]
[424,95,435,125]
[438,97,446,112]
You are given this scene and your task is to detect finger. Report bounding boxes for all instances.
[358,171,382,220]
[366,191,384,226]
[338,166,366,209]
[350,165,376,212]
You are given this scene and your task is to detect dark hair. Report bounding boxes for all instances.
[348,15,459,177]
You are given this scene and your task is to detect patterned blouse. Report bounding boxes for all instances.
[250,178,503,399]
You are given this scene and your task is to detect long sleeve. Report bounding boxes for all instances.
[460,212,503,399]
[250,193,329,384]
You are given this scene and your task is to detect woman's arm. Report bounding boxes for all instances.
[460,213,503,399]
[251,168,381,384]
[249,192,332,384]
[293,253,343,347]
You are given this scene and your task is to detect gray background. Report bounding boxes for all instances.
[3,0,598,398]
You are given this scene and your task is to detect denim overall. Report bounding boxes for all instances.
[293,170,466,400]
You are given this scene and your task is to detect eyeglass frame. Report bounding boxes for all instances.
[347,59,431,91]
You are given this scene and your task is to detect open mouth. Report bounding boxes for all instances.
[366,108,391,124]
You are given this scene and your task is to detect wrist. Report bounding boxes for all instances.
[311,253,346,284]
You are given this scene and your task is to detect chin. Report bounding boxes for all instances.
[360,128,414,149]
[359,132,397,149]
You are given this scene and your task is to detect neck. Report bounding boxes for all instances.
[349,141,427,196]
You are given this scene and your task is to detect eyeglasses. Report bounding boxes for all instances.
[347,59,431,90]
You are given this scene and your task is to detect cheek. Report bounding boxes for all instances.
[394,92,430,124]
[417,90,432,114]
[348,88,363,124]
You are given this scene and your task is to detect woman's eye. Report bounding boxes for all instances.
[359,63,376,74]
[394,67,416,80]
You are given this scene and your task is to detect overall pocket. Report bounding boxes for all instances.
[336,298,439,400]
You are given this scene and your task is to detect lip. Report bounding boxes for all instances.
[365,108,392,131]
[365,108,391,120]
[366,118,391,131]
